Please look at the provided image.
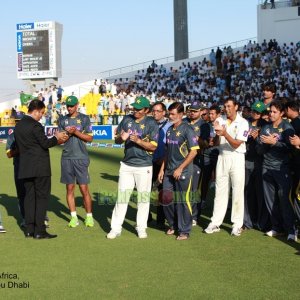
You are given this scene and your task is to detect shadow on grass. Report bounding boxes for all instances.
[99,172,119,183]
[92,192,138,235]
[87,148,123,165]
[275,234,300,255]
[0,193,21,226]
[48,194,71,223]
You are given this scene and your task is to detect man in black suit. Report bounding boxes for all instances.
[14,99,67,239]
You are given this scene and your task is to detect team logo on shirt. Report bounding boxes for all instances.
[243,130,248,137]
[77,119,81,124]
[140,124,145,130]
[128,122,132,128]
[176,131,181,137]
[278,128,283,133]
[273,133,281,141]
[194,126,199,132]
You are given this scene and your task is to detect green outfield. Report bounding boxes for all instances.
[0,143,299,300]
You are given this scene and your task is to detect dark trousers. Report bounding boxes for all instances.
[290,164,300,222]
[162,173,193,235]
[244,161,270,230]
[191,164,201,221]
[200,162,216,203]
[262,168,295,234]
[14,163,26,219]
[24,176,51,235]
[152,162,165,224]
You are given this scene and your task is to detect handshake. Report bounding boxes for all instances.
[55,131,69,144]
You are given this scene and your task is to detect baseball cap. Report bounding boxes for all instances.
[66,96,79,106]
[131,96,150,109]
[188,100,201,111]
[251,101,266,113]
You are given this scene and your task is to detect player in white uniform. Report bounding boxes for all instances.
[205,98,249,236]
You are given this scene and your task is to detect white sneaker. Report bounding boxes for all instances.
[0,225,6,233]
[265,230,281,237]
[204,223,220,234]
[106,230,121,239]
[231,227,242,236]
[287,234,298,242]
[137,229,148,239]
[192,220,197,227]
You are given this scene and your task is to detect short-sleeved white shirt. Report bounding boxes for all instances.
[218,113,249,154]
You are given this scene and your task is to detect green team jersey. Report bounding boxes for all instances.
[58,113,93,159]
[6,129,20,166]
[257,119,294,170]
[184,117,210,166]
[165,122,200,175]
[116,115,159,167]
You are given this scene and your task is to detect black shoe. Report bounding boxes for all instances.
[25,232,34,238]
[33,232,57,239]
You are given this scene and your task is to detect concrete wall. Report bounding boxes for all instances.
[257,4,300,44]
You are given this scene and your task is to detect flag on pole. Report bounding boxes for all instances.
[20,93,33,106]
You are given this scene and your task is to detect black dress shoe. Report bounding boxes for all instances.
[33,232,57,239]
[25,232,34,238]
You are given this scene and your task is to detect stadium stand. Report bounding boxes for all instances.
[1,39,300,126]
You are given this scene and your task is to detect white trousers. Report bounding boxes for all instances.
[210,152,245,229]
[110,162,153,233]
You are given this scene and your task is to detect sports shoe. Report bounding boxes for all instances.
[68,216,79,228]
[265,230,282,237]
[84,216,94,227]
[287,234,298,242]
[231,227,242,236]
[204,223,220,234]
[0,225,6,233]
[192,220,197,227]
[107,230,121,239]
[137,229,148,239]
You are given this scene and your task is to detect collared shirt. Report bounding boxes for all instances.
[116,115,159,167]
[58,112,93,159]
[218,113,249,154]
[165,122,200,174]
[152,119,172,162]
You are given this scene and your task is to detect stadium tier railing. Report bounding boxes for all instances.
[98,37,257,79]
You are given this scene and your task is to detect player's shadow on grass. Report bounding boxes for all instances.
[275,235,300,255]
[87,149,122,165]
[0,193,21,226]
[48,194,71,222]
[99,173,119,183]
[92,192,140,235]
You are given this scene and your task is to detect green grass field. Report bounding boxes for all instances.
[0,143,299,300]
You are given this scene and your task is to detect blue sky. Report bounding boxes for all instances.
[0,0,258,100]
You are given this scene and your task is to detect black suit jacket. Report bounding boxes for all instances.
[14,115,58,179]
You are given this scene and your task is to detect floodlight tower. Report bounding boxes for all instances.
[173,0,189,61]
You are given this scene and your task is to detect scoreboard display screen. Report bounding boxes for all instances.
[22,30,49,72]
[16,21,63,79]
